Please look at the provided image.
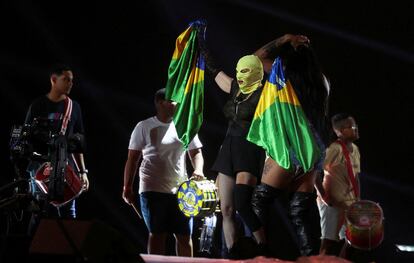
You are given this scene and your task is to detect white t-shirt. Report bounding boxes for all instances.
[128,116,203,194]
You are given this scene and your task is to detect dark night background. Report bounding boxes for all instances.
[1,0,413,261]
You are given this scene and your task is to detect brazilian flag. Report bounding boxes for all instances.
[247,57,320,172]
[165,20,205,148]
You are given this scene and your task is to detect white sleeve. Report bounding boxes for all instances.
[128,122,146,150]
[187,134,203,150]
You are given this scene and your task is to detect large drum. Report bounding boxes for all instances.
[177,179,218,218]
[34,162,84,207]
[345,200,384,250]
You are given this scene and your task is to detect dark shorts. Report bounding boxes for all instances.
[139,191,192,235]
[211,135,265,178]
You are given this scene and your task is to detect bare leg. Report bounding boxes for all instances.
[174,234,193,257]
[291,169,317,193]
[235,171,257,186]
[217,173,237,249]
[261,157,292,189]
[251,157,291,223]
[148,232,167,255]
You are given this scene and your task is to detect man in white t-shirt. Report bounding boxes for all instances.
[122,88,204,257]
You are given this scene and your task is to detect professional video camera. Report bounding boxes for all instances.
[6,117,86,206]
[9,118,85,163]
[10,118,52,162]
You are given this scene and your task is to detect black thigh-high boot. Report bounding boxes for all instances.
[234,184,262,233]
[289,191,317,256]
[251,183,283,225]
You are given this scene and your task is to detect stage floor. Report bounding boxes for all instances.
[140,254,351,263]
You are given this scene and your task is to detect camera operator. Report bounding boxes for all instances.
[24,63,89,224]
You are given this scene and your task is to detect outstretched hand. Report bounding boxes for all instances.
[254,33,311,74]
[287,34,310,50]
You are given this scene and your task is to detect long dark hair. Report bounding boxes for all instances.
[279,43,330,145]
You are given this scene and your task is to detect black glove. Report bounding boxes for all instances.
[197,29,220,78]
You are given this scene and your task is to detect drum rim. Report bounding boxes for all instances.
[177,179,218,218]
[346,199,384,228]
[345,231,384,250]
[345,199,385,250]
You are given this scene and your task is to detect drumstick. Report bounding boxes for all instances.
[131,202,143,220]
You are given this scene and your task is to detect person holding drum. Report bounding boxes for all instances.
[317,113,361,256]
[200,33,315,258]
[122,88,204,257]
[24,63,89,221]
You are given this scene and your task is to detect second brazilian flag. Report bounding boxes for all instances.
[247,57,320,172]
[165,21,205,148]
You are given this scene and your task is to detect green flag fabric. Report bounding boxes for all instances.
[247,57,320,172]
[165,21,205,148]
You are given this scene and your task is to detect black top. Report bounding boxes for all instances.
[25,95,85,154]
[223,80,263,136]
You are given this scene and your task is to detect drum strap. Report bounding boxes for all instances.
[335,140,359,198]
[60,96,73,136]
[59,97,81,175]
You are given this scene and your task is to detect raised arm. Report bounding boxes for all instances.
[198,30,233,93]
[214,71,233,94]
[254,34,310,73]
